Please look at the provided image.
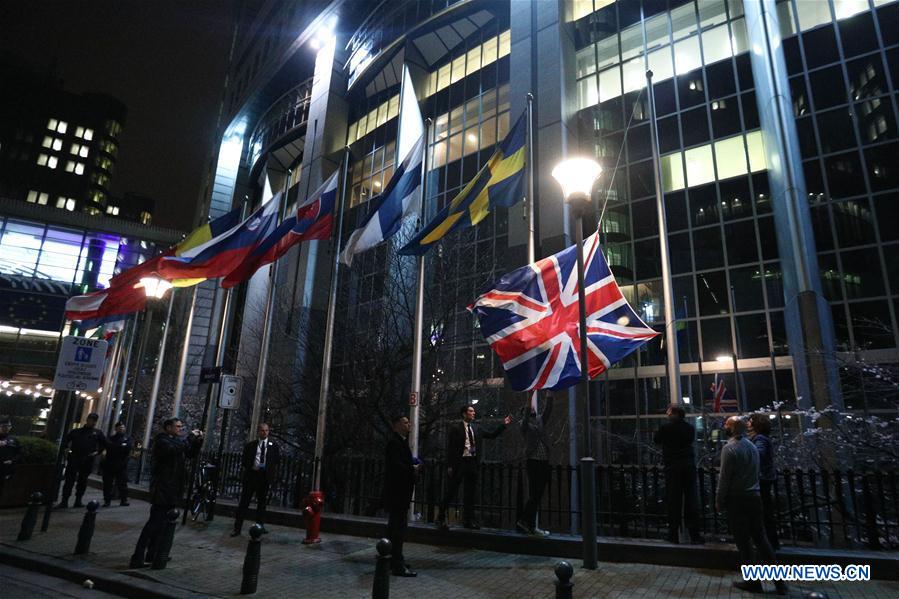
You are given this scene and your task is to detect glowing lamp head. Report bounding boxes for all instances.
[552,158,602,203]
[140,277,172,299]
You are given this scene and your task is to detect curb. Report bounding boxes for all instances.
[0,543,214,599]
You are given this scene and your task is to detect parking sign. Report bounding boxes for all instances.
[53,336,109,392]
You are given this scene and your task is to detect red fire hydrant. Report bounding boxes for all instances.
[302,491,324,544]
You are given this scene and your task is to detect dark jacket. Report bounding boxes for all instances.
[446,419,506,470]
[751,433,776,482]
[520,399,553,460]
[0,434,21,481]
[65,426,106,461]
[240,438,280,483]
[382,432,415,511]
[102,432,133,471]
[653,418,695,466]
[149,432,202,506]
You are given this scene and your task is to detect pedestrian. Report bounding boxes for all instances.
[516,393,552,536]
[130,418,203,568]
[231,422,280,537]
[653,405,703,544]
[748,413,779,550]
[56,412,105,509]
[382,415,419,577]
[436,404,511,531]
[716,416,787,595]
[0,415,22,498]
[102,421,133,507]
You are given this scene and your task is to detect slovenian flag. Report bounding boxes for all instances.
[156,200,279,280]
[221,171,339,288]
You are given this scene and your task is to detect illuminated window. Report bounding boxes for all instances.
[80,145,89,158]
[37,154,48,166]
[714,135,749,180]
[572,0,594,21]
[56,197,66,209]
[57,121,68,134]
[65,161,76,172]
[662,153,686,192]
[41,136,53,148]
[84,206,101,216]
[75,126,85,138]
[65,198,76,211]
[75,163,85,175]
[26,190,38,203]
[684,145,715,187]
[52,139,62,151]
[139,211,152,224]
[105,120,122,136]
[796,0,832,30]
[833,0,868,20]
[37,193,48,205]
[47,118,58,131]
[105,205,120,216]
[674,37,702,75]
[83,128,94,141]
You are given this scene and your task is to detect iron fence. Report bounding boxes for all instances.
[127,450,898,550]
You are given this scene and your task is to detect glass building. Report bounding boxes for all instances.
[187,0,899,465]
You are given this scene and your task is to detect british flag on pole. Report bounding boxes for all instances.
[469,229,658,391]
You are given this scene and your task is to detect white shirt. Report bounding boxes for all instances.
[253,439,269,470]
[462,422,475,457]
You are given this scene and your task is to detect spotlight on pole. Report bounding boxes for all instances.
[140,277,173,299]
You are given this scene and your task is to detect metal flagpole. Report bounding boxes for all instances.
[102,322,130,432]
[526,93,536,264]
[112,317,137,426]
[172,285,199,417]
[97,328,123,431]
[249,172,292,434]
[646,70,682,407]
[408,118,431,459]
[125,309,153,435]
[312,148,351,490]
[142,288,176,449]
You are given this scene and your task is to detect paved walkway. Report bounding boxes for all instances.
[1,490,895,598]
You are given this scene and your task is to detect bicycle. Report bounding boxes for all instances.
[189,461,217,522]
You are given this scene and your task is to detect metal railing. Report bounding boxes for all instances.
[246,79,313,172]
[128,450,898,550]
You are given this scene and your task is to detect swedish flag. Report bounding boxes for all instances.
[399,113,526,256]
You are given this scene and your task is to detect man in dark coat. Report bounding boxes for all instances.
[516,394,553,535]
[749,413,779,550]
[102,421,133,507]
[130,418,203,568]
[436,404,511,530]
[0,415,21,498]
[231,422,280,536]
[56,412,105,508]
[382,415,418,577]
[653,405,703,544]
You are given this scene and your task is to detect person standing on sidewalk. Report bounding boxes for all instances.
[0,415,21,498]
[436,405,512,531]
[231,423,280,537]
[516,393,552,536]
[130,418,203,568]
[748,413,779,550]
[716,416,786,595]
[653,405,703,544]
[382,415,419,577]
[102,421,133,507]
[56,412,105,509]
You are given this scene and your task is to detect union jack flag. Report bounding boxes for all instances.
[469,229,658,391]
[711,374,738,412]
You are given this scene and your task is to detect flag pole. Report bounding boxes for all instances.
[97,327,123,431]
[312,148,351,491]
[125,309,153,435]
[142,288,176,449]
[112,317,137,426]
[646,69,682,407]
[526,93,536,265]
[172,285,199,417]
[249,173,292,435]
[408,117,431,460]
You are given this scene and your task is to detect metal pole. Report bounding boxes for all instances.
[97,328,123,431]
[112,318,137,427]
[172,285,199,417]
[143,289,176,449]
[41,389,77,531]
[646,70,682,407]
[729,285,745,412]
[408,118,431,459]
[572,206,597,570]
[312,149,351,491]
[202,287,234,434]
[526,93,536,264]
[249,174,292,434]
[125,309,153,436]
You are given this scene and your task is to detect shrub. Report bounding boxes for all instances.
[17,436,58,465]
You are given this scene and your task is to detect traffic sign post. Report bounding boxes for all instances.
[52,336,109,393]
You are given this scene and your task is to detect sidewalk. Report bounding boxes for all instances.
[1,492,896,598]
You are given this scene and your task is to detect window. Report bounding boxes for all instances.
[684,145,715,187]
[26,190,38,203]
[57,121,68,134]
[41,136,52,148]
[139,211,152,224]
[37,153,48,166]
[796,0,832,30]
[53,139,62,151]
[47,118,58,131]
[65,198,76,211]
[106,205,120,216]
[714,135,749,180]
[37,192,48,205]
[55,197,66,209]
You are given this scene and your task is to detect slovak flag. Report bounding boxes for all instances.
[221,171,339,288]
[470,229,658,391]
[157,199,279,280]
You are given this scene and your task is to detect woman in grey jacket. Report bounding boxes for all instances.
[516,393,552,535]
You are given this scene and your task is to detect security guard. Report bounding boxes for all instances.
[56,412,106,508]
[102,421,133,506]
[0,415,21,498]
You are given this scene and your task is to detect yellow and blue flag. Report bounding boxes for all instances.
[398,113,526,256]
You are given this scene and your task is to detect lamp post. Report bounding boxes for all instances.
[552,157,602,570]
[139,277,174,450]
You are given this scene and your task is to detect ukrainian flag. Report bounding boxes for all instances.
[170,207,243,287]
[399,113,526,256]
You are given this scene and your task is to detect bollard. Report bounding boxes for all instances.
[554,561,574,599]
[151,509,180,570]
[18,491,43,541]
[74,500,100,555]
[240,524,264,594]
[372,538,392,599]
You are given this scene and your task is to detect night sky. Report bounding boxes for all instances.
[1,1,234,231]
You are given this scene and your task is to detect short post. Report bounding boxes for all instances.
[555,561,574,599]
[18,492,43,541]
[74,500,100,555]
[240,524,264,594]
[151,508,180,569]
[372,538,392,599]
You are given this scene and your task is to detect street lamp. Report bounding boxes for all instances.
[140,277,172,299]
[552,157,602,571]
